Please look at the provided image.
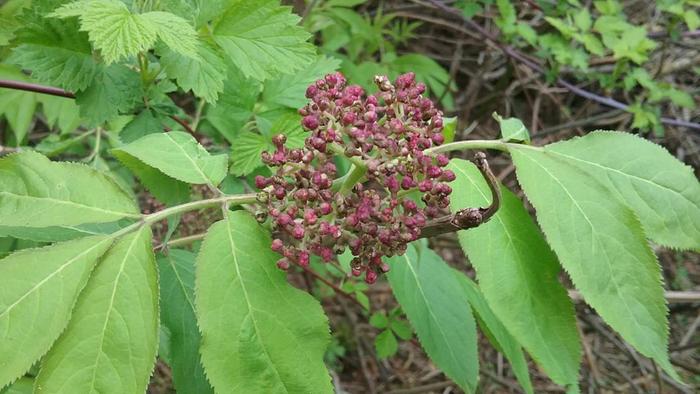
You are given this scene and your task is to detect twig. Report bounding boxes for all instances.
[419,152,500,238]
[0,79,201,136]
[300,265,366,310]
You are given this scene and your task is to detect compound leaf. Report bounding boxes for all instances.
[159,43,226,103]
[195,211,333,394]
[0,236,113,390]
[50,0,157,64]
[0,151,140,227]
[158,250,213,394]
[449,159,580,390]
[112,131,228,186]
[141,11,199,59]
[511,145,679,381]
[35,227,159,394]
[544,131,700,250]
[387,245,478,393]
[213,0,315,81]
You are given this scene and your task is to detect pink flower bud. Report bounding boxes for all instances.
[271,239,284,252]
[441,170,456,182]
[303,115,319,130]
[277,258,290,270]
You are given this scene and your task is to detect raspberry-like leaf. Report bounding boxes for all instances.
[195,211,333,393]
[74,63,141,125]
[0,151,140,227]
[141,11,199,59]
[449,159,580,390]
[511,145,680,382]
[0,236,113,390]
[387,245,479,393]
[213,0,315,81]
[159,43,227,103]
[49,0,158,64]
[35,227,159,394]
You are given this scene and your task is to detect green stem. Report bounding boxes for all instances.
[425,139,511,154]
[339,164,367,194]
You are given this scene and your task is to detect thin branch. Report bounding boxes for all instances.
[300,265,367,310]
[0,79,201,136]
[419,152,501,238]
[0,79,75,98]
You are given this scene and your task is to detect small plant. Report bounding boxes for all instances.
[0,1,698,394]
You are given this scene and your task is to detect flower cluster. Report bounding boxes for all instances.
[256,72,454,283]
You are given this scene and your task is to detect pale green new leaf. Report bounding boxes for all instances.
[375,330,398,359]
[510,145,679,381]
[0,236,113,390]
[195,211,333,393]
[494,113,531,143]
[452,271,534,394]
[387,245,479,393]
[112,131,228,186]
[262,55,341,108]
[449,159,580,389]
[141,11,199,59]
[159,43,227,103]
[36,227,159,394]
[158,250,213,394]
[213,0,316,81]
[543,131,700,250]
[50,0,158,64]
[0,151,140,227]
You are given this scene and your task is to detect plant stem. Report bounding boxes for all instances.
[339,164,367,194]
[143,194,258,225]
[425,139,510,154]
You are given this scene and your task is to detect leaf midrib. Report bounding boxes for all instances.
[223,215,289,394]
[0,191,140,219]
[162,133,214,186]
[399,254,470,390]
[87,230,143,393]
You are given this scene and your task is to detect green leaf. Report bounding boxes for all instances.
[452,271,534,394]
[543,131,700,250]
[158,249,213,394]
[36,227,159,394]
[390,320,412,340]
[9,44,98,93]
[573,8,592,31]
[581,33,605,56]
[1,377,33,394]
[141,11,199,59]
[112,150,190,206]
[213,0,315,81]
[50,0,158,64]
[449,159,580,389]
[0,151,140,227]
[112,131,228,186]
[387,245,478,393]
[195,211,333,393]
[75,63,141,125]
[369,313,388,329]
[0,236,113,390]
[0,221,132,243]
[494,113,530,143]
[159,43,227,104]
[685,10,700,30]
[119,109,163,143]
[39,95,82,134]
[0,66,37,144]
[374,330,398,359]
[510,145,680,381]
[262,55,341,108]
[230,131,270,176]
[206,64,260,141]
